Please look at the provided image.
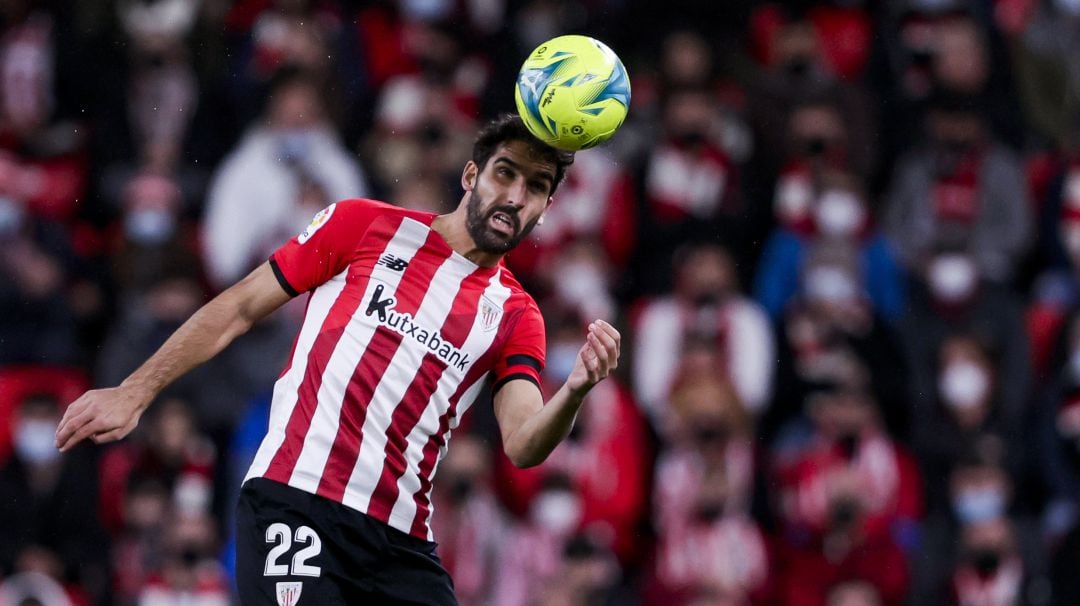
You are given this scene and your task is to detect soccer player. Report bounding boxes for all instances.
[54,114,622,604]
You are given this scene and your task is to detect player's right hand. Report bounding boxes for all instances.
[54,385,153,452]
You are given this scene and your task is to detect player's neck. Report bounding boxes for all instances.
[431,212,504,268]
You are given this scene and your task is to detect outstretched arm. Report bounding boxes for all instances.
[494,320,620,468]
[55,262,292,451]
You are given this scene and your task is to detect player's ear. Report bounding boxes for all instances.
[462,161,478,191]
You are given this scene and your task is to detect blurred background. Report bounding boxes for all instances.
[1,0,1079,604]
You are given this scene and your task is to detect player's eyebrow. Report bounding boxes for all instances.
[493,156,555,187]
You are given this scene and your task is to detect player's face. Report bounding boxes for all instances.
[464,141,554,254]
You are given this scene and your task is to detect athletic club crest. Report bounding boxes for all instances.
[479,296,502,332]
[276,581,303,606]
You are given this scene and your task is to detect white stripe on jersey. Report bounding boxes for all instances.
[386,269,512,535]
[286,219,431,493]
[339,249,481,515]
[246,268,349,481]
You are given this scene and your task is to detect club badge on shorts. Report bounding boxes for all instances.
[298,203,336,244]
[276,581,303,606]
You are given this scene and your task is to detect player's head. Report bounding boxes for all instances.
[471,114,575,196]
[460,114,574,254]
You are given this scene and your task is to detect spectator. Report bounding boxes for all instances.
[98,397,216,535]
[910,450,1046,606]
[771,381,921,606]
[0,221,79,365]
[911,334,1030,513]
[747,8,877,185]
[898,248,1031,463]
[755,168,906,324]
[629,85,747,296]
[491,474,589,606]
[136,510,229,606]
[645,375,771,605]
[110,474,171,605]
[767,253,909,440]
[428,435,507,606]
[0,392,108,602]
[201,68,368,290]
[498,308,649,564]
[634,242,774,423]
[884,92,1032,285]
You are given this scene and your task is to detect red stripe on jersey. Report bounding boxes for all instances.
[276,294,315,380]
[262,244,391,484]
[364,270,490,521]
[408,344,504,537]
[365,354,447,520]
[314,230,452,502]
[315,325,402,500]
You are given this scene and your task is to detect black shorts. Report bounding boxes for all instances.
[235,477,457,605]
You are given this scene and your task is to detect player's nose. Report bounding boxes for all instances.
[506,178,528,208]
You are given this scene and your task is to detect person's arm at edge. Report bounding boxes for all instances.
[55,262,293,451]
[494,319,620,468]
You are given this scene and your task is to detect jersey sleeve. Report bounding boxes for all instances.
[493,298,546,392]
[269,199,378,295]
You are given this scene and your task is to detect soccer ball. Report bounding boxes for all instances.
[514,35,631,151]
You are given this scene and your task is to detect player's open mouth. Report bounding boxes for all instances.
[488,211,517,236]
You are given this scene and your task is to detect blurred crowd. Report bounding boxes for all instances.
[4,0,1080,605]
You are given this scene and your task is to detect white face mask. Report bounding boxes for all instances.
[953,488,1005,524]
[15,419,60,464]
[928,254,977,302]
[545,343,579,385]
[0,196,24,236]
[804,266,858,304]
[531,490,582,535]
[1069,350,1080,382]
[814,190,865,238]
[1062,224,1080,265]
[125,208,176,245]
[939,362,990,409]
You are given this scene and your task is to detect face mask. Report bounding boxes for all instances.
[173,473,210,517]
[953,488,1005,524]
[928,254,977,302]
[804,266,858,304]
[1062,224,1080,264]
[815,190,865,238]
[401,0,452,20]
[0,196,24,236]
[278,129,314,163]
[125,209,176,245]
[1069,350,1080,382]
[545,343,579,384]
[1055,0,1080,17]
[14,419,60,464]
[939,362,990,409]
[532,490,582,535]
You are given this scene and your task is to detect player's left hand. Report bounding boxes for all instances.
[566,319,620,397]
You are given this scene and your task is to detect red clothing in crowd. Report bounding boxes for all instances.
[496,379,650,563]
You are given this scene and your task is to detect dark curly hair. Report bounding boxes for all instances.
[471,113,575,195]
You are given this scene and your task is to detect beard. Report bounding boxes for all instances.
[464,191,540,254]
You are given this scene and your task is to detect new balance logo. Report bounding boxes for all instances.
[377,254,409,272]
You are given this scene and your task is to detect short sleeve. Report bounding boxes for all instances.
[269,199,378,295]
[493,298,546,392]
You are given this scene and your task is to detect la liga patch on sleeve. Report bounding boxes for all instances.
[298,203,336,244]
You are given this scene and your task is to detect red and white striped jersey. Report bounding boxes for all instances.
[245,198,546,540]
